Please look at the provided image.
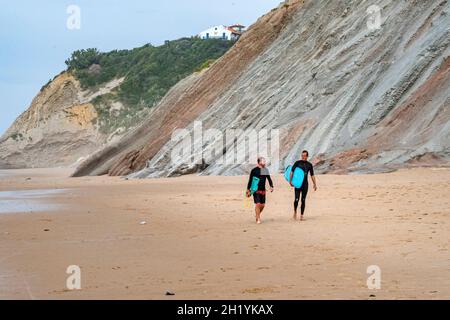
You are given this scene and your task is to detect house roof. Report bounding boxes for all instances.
[226,27,242,35]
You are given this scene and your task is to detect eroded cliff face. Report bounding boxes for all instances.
[72,0,304,177]
[73,0,449,178]
[1,36,231,170]
[0,72,126,169]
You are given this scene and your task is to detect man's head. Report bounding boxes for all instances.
[257,156,266,168]
[301,150,309,161]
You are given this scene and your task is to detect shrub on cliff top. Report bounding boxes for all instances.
[65,38,234,134]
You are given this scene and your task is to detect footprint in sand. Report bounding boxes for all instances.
[242,287,276,294]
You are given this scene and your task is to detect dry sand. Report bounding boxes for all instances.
[0,167,449,300]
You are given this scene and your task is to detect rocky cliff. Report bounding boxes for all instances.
[0,38,232,169]
[73,0,450,178]
[0,72,125,169]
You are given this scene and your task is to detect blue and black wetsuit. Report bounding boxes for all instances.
[292,160,314,215]
[247,167,274,204]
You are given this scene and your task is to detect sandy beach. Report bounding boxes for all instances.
[0,167,449,300]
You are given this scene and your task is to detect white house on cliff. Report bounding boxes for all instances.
[198,24,246,41]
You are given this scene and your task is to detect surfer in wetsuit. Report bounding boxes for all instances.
[290,150,317,221]
[246,157,274,224]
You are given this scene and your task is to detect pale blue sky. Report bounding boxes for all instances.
[0,0,281,135]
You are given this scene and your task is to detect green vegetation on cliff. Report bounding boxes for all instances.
[65,38,233,134]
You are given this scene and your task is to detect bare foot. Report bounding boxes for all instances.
[256,219,262,224]
[300,215,305,221]
[293,214,298,221]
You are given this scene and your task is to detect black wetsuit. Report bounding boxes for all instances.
[291,160,314,215]
[247,167,274,204]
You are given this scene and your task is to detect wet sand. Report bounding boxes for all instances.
[0,167,449,299]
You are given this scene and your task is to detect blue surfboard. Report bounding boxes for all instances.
[250,176,260,195]
[284,165,305,188]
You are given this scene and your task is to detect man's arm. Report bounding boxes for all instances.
[290,162,298,186]
[310,164,317,191]
[267,174,274,192]
[311,175,317,191]
[246,169,255,197]
[247,169,254,191]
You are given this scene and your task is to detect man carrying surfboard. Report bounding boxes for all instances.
[246,157,274,224]
[290,150,317,221]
